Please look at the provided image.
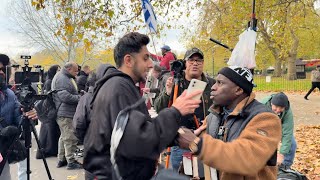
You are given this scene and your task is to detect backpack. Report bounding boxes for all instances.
[34,90,58,124]
[277,166,308,180]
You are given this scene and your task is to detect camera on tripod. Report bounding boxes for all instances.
[170,59,185,78]
[14,55,46,111]
[12,56,54,180]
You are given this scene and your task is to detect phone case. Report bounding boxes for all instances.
[187,79,207,100]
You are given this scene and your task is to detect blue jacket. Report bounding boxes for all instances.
[0,88,21,129]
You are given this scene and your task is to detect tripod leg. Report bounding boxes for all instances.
[29,120,54,180]
[22,116,32,180]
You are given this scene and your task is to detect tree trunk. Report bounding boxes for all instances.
[287,28,299,80]
[274,58,282,77]
[287,56,296,80]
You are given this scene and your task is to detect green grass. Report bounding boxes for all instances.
[253,75,311,92]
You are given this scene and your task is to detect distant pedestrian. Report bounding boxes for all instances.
[304,65,320,100]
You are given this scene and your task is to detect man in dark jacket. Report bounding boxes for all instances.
[83,32,202,180]
[154,47,215,171]
[73,64,108,144]
[51,62,82,170]
[76,65,91,92]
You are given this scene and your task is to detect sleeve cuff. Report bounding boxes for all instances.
[194,137,203,156]
[170,106,182,121]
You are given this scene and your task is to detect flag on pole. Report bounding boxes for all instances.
[141,0,157,33]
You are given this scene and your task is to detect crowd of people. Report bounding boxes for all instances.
[0,31,316,180]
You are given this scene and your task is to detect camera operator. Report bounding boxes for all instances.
[0,54,38,180]
[154,47,215,171]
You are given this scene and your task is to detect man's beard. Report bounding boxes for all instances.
[132,65,146,83]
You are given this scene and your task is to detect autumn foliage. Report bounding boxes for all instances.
[293,125,320,179]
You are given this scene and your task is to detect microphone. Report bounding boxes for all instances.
[209,38,232,51]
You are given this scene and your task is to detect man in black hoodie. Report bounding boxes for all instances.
[83,32,202,180]
[76,65,91,92]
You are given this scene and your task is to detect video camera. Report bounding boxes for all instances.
[14,55,46,111]
[170,59,185,77]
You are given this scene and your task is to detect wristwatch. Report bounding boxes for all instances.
[189,137,201,154]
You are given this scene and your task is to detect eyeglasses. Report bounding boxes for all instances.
[187,58,204,64]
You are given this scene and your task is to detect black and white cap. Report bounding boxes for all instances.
[218,66,255,95]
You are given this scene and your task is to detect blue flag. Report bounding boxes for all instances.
[141,0,157,33]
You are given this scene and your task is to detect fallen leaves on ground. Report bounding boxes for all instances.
[293,125,320,179]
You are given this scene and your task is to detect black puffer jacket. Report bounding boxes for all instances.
[73,64,109,143]
[83,64,182,180]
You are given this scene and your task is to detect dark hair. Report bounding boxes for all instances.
[0,54,11,82]
[85,72,97,91]
[114,32,150,68]
[0,54,10,67]
[47,65,60,79]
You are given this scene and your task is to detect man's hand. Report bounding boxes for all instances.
[178,128,197,150]
[142,88,150,93]
[277,153,284,165]
[194,124,207,136]
[21,108,38,121]
[165,77,173,96]
[172,90,202,116]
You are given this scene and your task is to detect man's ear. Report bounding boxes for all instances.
[123,54,133,68]
[235,86,244,95]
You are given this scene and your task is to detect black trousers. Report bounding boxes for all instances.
[305,82,320,97]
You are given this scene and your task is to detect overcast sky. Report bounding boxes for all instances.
[0,0,188,59]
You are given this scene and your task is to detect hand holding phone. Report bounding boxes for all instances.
[187,79,207,100]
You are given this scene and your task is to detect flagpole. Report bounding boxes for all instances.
[148,29,160,62]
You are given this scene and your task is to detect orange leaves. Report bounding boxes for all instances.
[293,125,320,179]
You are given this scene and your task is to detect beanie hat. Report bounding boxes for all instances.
[271,92,289,109]
[218,66,254,94]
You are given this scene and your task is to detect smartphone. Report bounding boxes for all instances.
[187,79,207,100]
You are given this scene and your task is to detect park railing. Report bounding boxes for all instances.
[251,70,320,92]
[253,74,311,92]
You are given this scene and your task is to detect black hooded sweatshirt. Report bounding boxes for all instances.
[83,64,182,180]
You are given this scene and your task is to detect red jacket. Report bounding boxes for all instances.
[151,51,176,70]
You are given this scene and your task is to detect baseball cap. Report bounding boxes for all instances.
[184,48,204,60]
[161,45,171,51]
